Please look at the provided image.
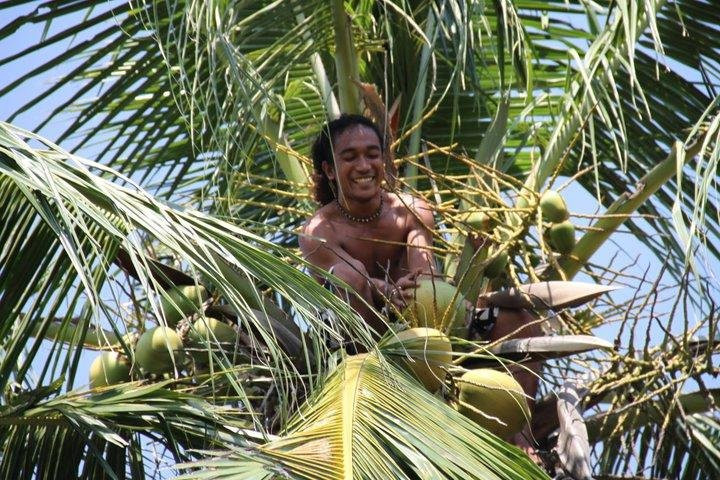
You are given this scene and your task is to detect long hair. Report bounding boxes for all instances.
[311,114,385,205]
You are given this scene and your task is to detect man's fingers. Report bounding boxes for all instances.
[385,285,414,310]
[396,277,419,290]
[400,287,417,300]
[391,294,410,310]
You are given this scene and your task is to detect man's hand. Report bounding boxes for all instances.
[386,269,423,311]
[392,270,421,309]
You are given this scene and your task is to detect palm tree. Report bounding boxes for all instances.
[0,1,718,478]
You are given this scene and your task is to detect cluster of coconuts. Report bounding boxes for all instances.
[389,280,531,440]
[90,280,531,439]
[88,284,239,388]
[540,190,575,255]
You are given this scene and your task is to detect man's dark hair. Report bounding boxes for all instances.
[311,114,385,205]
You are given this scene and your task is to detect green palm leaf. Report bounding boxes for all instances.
[0,121,375,413]
[178,353,548,480]
[0,379,254,479]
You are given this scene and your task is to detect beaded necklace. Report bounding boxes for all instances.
[336,195,384,223]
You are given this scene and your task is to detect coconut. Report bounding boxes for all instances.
[483,250,508,278]
[161,284,208,326]
[456,368,531,439]
[403,279,466,331]
[189,317,241,365]
[549,220,576,254]
[89,351,131,388]
[135,326,184,375]
[540,190,569,222]
[458,211,495,234]
[385,327,452,392]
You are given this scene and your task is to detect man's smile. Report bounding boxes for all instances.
[353,176,376,184]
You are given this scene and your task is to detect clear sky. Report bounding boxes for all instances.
[0,2,123,154]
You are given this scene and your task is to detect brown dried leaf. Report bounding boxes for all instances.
[480,281,620,310]
[354,81,398,187]
[487,335,613,361]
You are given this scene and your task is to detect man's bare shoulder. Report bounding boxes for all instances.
[301,202,340,239]
[299,203,347,269]
[389,191,430,209]
[389,192,434,224]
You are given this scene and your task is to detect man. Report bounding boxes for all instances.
[299,114,435,333]
[300,114,541,458]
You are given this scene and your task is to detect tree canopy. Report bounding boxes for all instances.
[0,1,719,479]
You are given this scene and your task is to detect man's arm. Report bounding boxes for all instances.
[299,215,352,274]
[404,195,436,277]
[299,215,386,331]
[381,195,436,310]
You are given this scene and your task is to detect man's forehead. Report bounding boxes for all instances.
[333,125,381,151]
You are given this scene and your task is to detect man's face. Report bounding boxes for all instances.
[323,124,384,203]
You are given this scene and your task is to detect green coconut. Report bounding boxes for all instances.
[458,211,495,234]
[483,250,508,278]
[549,220,576,254]
[403,279,467,331]
[540,190,569,222]
[189,317,240,365]
[89,351,131,388]
[385,327,453,392]
[457,368,531,439]
[135,326,184,375]
[161,284,208,326]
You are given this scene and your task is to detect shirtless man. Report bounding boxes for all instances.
[300,114,543,458]
[299,114,435,334]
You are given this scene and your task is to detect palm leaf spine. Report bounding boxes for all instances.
[311,52,342,119]
[295,9,340,118]
[331,0,360,114]
[260,113,311,191]
[405,7,436,189]
[341,353,364,479]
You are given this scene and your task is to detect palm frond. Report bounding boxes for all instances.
[178,352,548,480]
[0,121,376,417]
[0,379,254,479]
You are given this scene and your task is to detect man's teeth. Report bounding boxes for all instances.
[354,177,374,184]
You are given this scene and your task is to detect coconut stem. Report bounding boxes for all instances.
[557,136,706,279]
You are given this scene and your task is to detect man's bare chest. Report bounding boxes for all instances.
[338,223,408,275]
